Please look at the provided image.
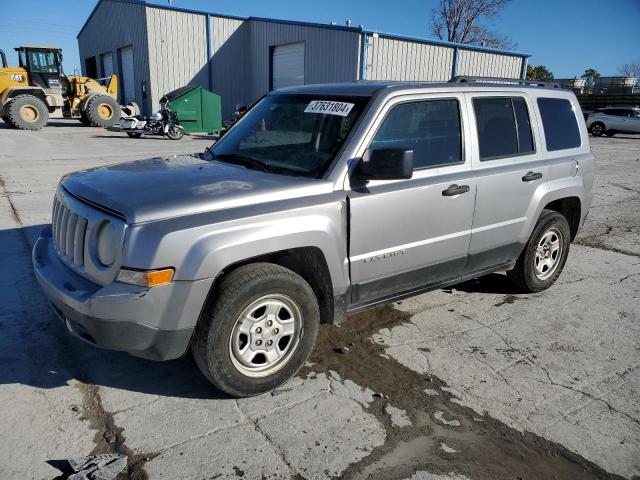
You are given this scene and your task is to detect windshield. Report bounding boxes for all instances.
[27,50,60,74]
[209,94,369,178]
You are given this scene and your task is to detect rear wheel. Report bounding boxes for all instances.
[507,209,571,293]
[84,95,121,127]
[6,95,49,130]
[590,122,605,136]
[192,263,319,397]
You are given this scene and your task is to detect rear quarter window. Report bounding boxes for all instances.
[537,98,581,151]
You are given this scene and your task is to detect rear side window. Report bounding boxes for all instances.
[473,97,534,161]
[537,98,581,151]
[369,99,462,170]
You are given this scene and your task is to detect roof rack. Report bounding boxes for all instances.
[449,76,561,89]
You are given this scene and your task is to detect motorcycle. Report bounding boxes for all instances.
[222,104,250,131]
[118,96,184,140]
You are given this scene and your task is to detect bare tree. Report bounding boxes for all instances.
[618,61,640,79]
[430,0,516,50]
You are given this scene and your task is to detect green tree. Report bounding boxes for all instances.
[581,68,600,89]
[526,64,554,81]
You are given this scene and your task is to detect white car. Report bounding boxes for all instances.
[586,107,640,136]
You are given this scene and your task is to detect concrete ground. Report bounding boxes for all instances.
[0,119,638,480]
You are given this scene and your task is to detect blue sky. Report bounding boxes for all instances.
[1,0,638,78]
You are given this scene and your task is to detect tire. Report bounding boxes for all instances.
[6,95,49,130]
[126,132,142,138]
[1,114,14,127]
[166,125,184,140]
[79,112,92,126]
[192,263,320,397]
[84,95,121,127]
[507,209,571,293]
[605,131,616,137]
[590,122,605,136]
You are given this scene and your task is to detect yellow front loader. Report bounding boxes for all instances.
[0,46,121,130]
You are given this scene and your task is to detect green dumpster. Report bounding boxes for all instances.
[163,85,222,134]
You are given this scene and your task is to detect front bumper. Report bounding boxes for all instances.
[32,226,212,361]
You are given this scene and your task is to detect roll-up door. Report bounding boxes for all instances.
[272,42,305,90]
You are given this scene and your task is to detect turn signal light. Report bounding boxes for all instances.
[145,269,175,287]
[117,268,174,287]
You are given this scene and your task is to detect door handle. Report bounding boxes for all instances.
[522,171,543,182]
[442,184,470,196]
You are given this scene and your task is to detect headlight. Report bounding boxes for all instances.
[96,221,118,266]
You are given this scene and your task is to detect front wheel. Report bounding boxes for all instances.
[6,95,49,130]
[166,125,184,140]
[507,209,571,293]
[590,122,605,136]
[192,263,320,397]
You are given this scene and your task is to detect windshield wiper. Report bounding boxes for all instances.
[213,153,277,173]
[197,145,214,160]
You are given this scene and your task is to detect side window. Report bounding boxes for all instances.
[473,97,535,161]
[369,99,462,170]
[537,98,581,151]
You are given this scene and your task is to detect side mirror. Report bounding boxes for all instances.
[356,148,414,180]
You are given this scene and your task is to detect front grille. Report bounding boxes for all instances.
[52,195,88,268]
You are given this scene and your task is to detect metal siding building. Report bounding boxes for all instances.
[365,35,454,82]
[78,0,529,117]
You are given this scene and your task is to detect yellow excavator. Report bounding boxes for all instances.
[0,46,121,130]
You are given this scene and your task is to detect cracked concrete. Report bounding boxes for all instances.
[0,121,638,479]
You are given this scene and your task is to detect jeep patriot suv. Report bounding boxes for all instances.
[33,78,594,397]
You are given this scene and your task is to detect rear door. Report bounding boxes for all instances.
[464,93,546,274]
[348,93,476,307]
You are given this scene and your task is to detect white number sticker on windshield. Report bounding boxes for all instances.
[304,101,355,117]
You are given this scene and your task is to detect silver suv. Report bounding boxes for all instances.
[33,78,594,397]
[586,107,640,136]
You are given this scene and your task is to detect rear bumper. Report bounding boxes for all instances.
[32,226,212,361]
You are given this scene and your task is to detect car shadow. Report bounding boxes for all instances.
[0,223,229,401]
[450,272,521,295]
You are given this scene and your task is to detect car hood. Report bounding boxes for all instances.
[62,155,333,224]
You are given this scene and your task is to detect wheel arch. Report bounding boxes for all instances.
[543,196,582,241]
[203,246,338,326]
[521,179,585,245]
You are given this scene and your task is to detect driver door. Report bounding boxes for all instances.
[347,93,476,308]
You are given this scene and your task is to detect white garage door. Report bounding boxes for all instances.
[119,45,135,104]
[100,52,113,78]
[272,42,305,90]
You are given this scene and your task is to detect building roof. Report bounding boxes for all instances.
[78,0,530,58]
